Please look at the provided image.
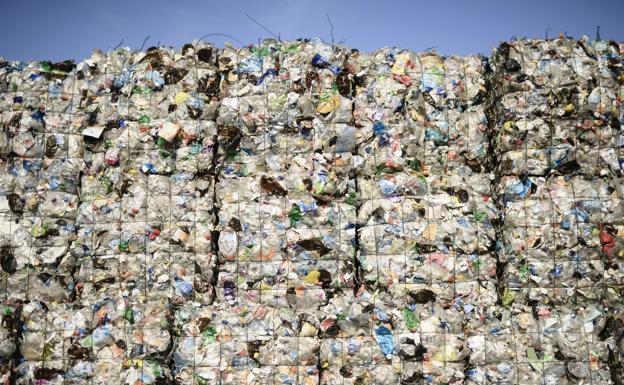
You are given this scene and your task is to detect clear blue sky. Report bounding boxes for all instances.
[1,0,623,62]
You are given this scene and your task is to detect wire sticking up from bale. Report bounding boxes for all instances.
[245,13,282,42]
[198,33,245,47]
[139,35,151,52]
[326,14,335,45]
[112,39,125,51]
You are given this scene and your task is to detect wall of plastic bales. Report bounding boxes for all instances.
[0,36,623,385]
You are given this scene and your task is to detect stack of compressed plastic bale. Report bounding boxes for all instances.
[403,52,496,385]
[69,43,219,385]
[404,53,499,385]
[173,304,222,384]
[0,61,21,302]
[461,300,616,384]
[318,47,400,385]
[60,46,166,385]
[319,47,498,385]
[0,58,83,384]
[149,40,222,385]
[489,36,623,384]
[591,42,624,343]
[212,38,356,385]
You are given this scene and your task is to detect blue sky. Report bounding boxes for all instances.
[1,0,623,61]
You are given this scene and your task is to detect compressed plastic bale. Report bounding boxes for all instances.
[211,304,321,367]
[495,173,623,308]
[19,301,77,383]
[488,37,622,190]
[0,146,81,301]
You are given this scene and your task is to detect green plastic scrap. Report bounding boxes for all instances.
[502,288,515,306]
[345,192,357,206]
[225,148,240,160]
[288,205,302,227]
[403,307,419,331]
[202,326,218,342]
[39,61,53,72]
[527,347,542,373]
[406,158,421,171]
[42,342,55,360]
[519,263,530,280]
[319,89,338,101]
[375,163,401,175]
[157,137,168,149]
[526,347,551,373]
[132,85,150,95]
[281,42,300,53]
[124,307,135,324]
[473,210,486,222]
[251,46,269,57]
[147,360,163,376]
[119,240,129,252]
[31,223,48,238]
[194,374,209,385]
[80,334,93,348]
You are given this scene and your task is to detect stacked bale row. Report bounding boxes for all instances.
[0,57,84,384]
[206,38,357,385]
[1,40,222,384]
[489,37,624,384]
[326,48,499,384]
